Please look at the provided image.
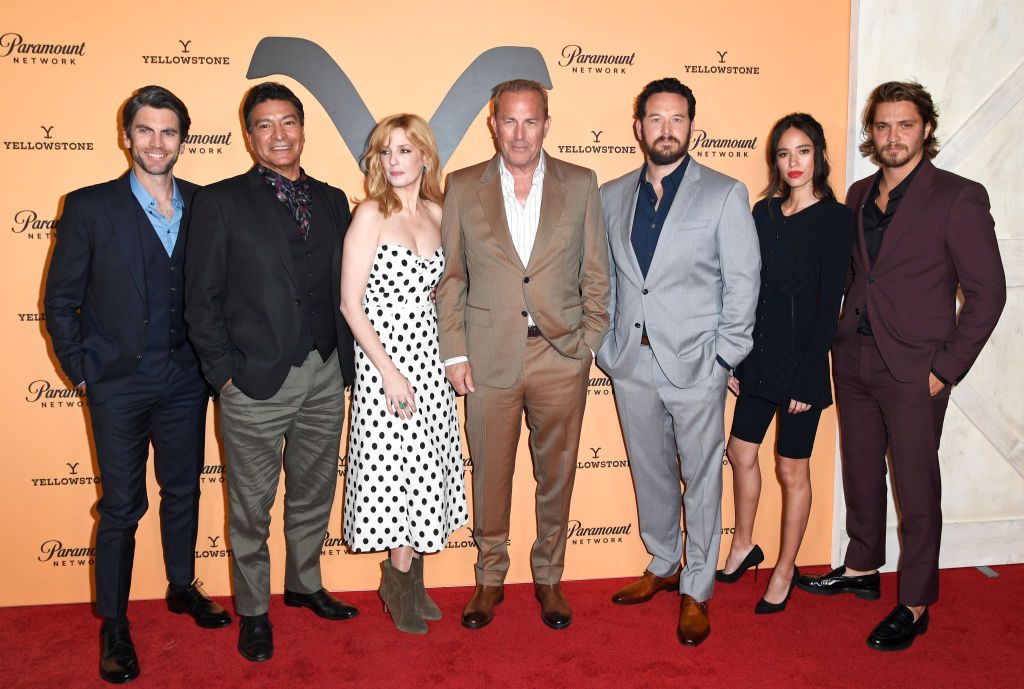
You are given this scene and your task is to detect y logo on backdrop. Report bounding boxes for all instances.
[246,37,552,167]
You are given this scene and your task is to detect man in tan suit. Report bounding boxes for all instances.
[437,79,610,630]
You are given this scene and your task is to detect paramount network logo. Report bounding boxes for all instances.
[558,44,635,75]
[30,460,100,488]
[11,209,56,239]
[200,463,224,484]
[0,32,84,66]
[25,379,85,408]
[197,535,232,559]
[566,519,632,545]
[183,131,233,155]
[246,37,551,167]
[322,531,347,556]
[142,40,230,65]
[38,539,95,567]
[689,129,758,159]
[587,375,611,396]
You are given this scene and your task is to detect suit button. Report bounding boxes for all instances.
[855,308,861,315]
[634,322,641,329]
[170,287,176,292]
[295,299,302,306]
[169,266,175,271]
[136,354,143,360]
[521,311,528,317]
[867,276,876,284]
[143,319,149,325]
[523,277,530,283]
[642,288,649,295]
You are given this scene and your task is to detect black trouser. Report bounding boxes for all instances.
[88,359,208,619]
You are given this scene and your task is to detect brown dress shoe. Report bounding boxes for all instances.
[611,569,681,605]
[677,594,710,646]
[461,585,504,630]
[534,583,572,629]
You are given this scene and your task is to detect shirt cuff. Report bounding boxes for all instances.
[931,368,951,386]
[444,356,469,367]
[716,355,733,372]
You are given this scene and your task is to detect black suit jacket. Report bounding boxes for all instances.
[184,167,355,400]
[44,173,201,404]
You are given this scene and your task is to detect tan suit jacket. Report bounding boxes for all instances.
[437,153,610,387]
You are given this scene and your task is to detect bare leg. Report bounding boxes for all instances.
[390,546,413,573]
[763,456,810,603]
[722,436,761,573]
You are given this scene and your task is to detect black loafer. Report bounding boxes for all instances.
[283,588,358,620]
[796,566,880,599]
[167,582,232,628]
[238,614,273,662]
[100,623,139,684]
[867,605,929,651]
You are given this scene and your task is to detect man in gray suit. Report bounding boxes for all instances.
[596,78,759,646]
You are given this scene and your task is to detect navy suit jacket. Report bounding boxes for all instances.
[44,173,201,403]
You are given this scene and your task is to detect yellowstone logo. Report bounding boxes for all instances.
[577,447,629,470]
[684,49,761,76]
[337,454,348,477]
[196,535,232,559]
[0,32,85,66]
[587,375,612,396]
[38,539,95,567]
[558,44,635,75]
[566,519,632,545]
[30,460,100,488]
[556,128,637,156]
[3,124,95,151]
[246,37,551,167]
[18,313,45,322]
[322,531,347,557]
[11,209,57,239]
[200,463,224,484]
[142,39,230,65]
[446,526,480,550]
[688,129,758,159]
[25,379,85,408]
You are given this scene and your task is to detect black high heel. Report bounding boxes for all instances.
[754,566,799,614]
[715,544,765,583]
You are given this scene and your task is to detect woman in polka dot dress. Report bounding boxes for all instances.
[340,114,468,634]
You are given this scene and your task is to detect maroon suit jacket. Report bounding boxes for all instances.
[834,159,1005,383]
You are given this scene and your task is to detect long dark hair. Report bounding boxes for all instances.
[761,113,834,201]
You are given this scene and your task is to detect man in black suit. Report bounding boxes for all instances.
[185,82,357,663]
[45,85,230,685]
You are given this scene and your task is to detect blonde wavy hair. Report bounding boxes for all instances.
[361,114,443,218]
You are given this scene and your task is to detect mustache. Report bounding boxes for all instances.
[654,136,681,145]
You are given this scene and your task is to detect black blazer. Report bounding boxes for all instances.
[184,167,355,400]
[734,197,854,407]
[44,174,200,404]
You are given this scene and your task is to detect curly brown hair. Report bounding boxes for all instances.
[859,81,940,161]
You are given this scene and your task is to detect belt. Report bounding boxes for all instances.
[527,325,542,338]
[640,335,651,346]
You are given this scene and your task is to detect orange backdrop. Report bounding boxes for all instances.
[0,0,851,606]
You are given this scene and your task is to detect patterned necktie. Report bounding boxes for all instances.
[256,165,312,238]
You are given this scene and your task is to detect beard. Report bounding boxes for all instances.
[645,133,689,166]
[131,147,179,176]
[876,142,918,168]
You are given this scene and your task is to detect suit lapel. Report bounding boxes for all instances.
[246,168,302,290]
[170,179,193,262]
[477,157,525,271]
[618,171,643,280]
[647,160,700,278]
[852,181,871,271]
[528,155,567,271]
[108,174,146,300]
[873,160,936,270]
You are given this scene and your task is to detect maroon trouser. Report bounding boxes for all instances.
[834,334,952,606]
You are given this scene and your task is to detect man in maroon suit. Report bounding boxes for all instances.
[797,82,1006,651]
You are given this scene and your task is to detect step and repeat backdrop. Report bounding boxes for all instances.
[1,0,851,606]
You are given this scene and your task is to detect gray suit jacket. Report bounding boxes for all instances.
[596,160,760,388]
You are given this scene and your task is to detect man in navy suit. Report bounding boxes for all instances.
[45,85,230,685]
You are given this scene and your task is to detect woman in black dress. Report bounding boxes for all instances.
[716,113,854,613]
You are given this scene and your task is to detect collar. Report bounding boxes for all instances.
[637,155,690,191]
[256,164,308,189]
[129,169,183,211]
[869,156,926,201]
[498,150,546,187]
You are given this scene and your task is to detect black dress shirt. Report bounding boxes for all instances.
[856,159,924,335]
[631,156,689,278]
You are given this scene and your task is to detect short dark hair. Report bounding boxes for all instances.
[859,81,940,160]
[491,79,549,119]
[121,85,191,140]
[762,113,835,201]
[242,82,305,132]
[635,78,696,120]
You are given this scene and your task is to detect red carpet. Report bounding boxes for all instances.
[4,564,1022,689]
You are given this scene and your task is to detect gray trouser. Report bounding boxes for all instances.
[219,350,345,616]
[611,346,727,602]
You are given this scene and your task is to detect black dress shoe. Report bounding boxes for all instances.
[867,606,929,651]
[796,566,880,599]
[715,545,765,583]
[167,582,232,628]
[283,588,358,620]
[100,623,139,684]
[754,567,798,614]
[238,614,273,662]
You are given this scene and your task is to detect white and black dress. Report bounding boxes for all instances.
[343,244,468,553]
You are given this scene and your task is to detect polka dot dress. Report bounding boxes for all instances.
[344,244,468,553]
